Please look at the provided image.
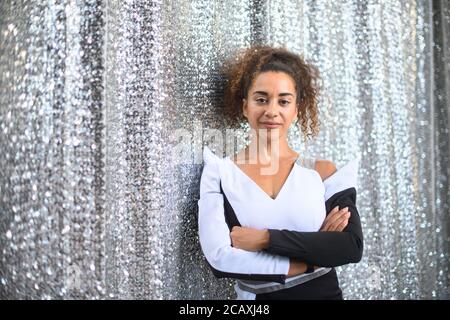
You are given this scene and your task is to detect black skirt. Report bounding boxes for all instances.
[254,268,343,300]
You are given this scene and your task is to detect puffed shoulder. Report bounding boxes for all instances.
[202,145,221,164]
[199,146,223,197]
[323,158,359,201]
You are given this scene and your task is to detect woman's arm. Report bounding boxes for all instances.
[230,159,363,268]
[263,187,363,267]
[230,206,350,251]
[262,158,363,267]
[198,146,296,283]
[287,260,309,277]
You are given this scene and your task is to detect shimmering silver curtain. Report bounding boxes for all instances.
[0,0,448,299]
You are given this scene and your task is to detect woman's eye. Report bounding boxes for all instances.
[255,98,290,105]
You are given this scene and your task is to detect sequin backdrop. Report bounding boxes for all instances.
[0,0,448,299]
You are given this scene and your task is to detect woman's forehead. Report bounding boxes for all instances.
[250,72,296,94]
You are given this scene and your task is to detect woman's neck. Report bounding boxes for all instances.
[245,136,297,164]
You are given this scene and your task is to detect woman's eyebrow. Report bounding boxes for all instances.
[252,91,294,97]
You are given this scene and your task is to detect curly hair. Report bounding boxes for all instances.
[220,45,322,141]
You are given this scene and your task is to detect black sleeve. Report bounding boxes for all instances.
[263,187,364,267]
[205,261,287,284]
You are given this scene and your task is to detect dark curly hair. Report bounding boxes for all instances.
[220,45,322,141]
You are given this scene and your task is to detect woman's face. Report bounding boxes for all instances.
[242,71,298,140]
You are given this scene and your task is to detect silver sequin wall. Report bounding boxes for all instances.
[0,0,448,299]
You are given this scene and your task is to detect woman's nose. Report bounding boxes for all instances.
[265,101,279,117]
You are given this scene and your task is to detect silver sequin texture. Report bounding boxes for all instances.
[0,0,448,299]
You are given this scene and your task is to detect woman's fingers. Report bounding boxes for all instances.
[322,206,345,230]
[320,206,339,230]
[322,207,350,231]
[327,210,351,231]
[335,218,349,232]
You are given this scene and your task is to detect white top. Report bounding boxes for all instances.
[197,146,359,299]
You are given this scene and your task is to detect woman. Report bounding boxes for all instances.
[197,46,363,300]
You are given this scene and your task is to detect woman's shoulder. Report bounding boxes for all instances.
[299,155,359,198]
[318,157,360,200]
[300,156,358,180]
[201,145,229,180]
[314,159,338,181]
[202,145,226,165]
[199,146,225,196]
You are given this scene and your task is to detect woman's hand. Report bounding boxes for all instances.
[287,259,307,277]
[230,206,350,251]
[230,226,269,251]
[320,206,351,232]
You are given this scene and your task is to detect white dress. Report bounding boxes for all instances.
[197,146,360,299]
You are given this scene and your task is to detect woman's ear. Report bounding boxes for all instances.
[293,103,300,124]
[242,98,247,118]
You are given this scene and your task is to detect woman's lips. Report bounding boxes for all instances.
[260,122,281,129]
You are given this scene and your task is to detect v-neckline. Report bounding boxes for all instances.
[226,156,300,202]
